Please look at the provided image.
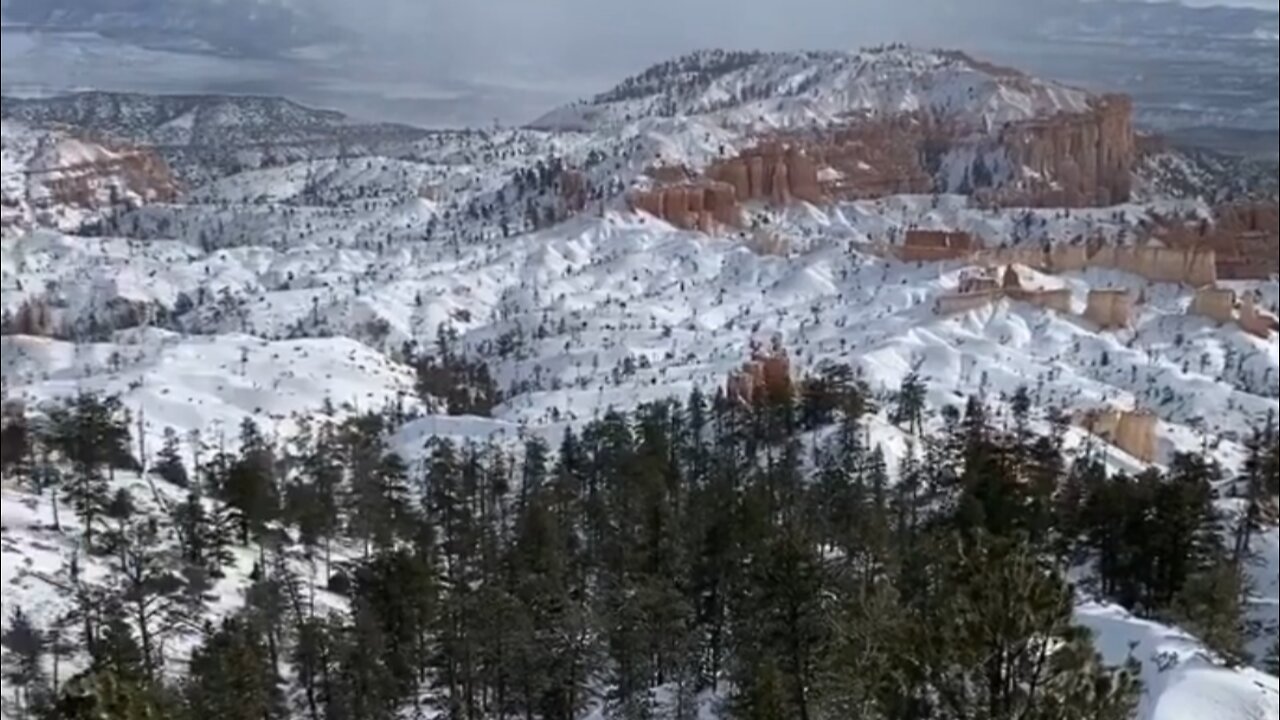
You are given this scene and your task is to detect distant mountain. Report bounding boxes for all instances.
[532,47,1092,132]
[0,0,340,57]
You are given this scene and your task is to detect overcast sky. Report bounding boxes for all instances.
[321,0,1063,82]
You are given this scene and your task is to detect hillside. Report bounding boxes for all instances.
[2,47,1278,720]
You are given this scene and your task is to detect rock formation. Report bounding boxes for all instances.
[628,181,742,231]
[899,230,981,262]
[726,343,793,406]
[1087,245,1216,287]
[935,266,1073,316]
[1190,287,1277,338]
[1079,407,1158,463]
[1190,287,1237,325]
[995,95,1135,207]
[707,144,824,206]
[1084,289,1134,330]
[1151,201,1278,281]
[3,127,183,234]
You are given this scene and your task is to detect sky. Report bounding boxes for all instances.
[316,0,1275,84]
[1,0,1274,130]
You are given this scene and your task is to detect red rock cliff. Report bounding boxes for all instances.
[998,95,1134,207]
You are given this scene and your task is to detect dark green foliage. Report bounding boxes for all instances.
[46,393,134,547]
[182,615,284,720]
[48,667,171,720]
[24,382,1197,720]
[891,372,927,435]
[414,324,503,416]
[3,607,50,716]
[152,427,189,488]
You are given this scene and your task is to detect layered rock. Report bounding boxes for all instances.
[1079,408,1158,463]
[3,125,182,233]
[898,230,981,262]
[995,96,1135,207]
[934,266,1073,316]
[1189,287,1276,338]
[726,344,793,406]
[627,181,742,232]
[706,144,823,206]
[1084,289,1134,330]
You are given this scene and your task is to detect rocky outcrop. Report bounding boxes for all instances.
[1149,202,1278,280]
[1079,408,1158,463]
[898,230,981,262]
[726,343,792,406]
[707,144,823,206]
[628,182,742,231]
[995,96,1135,207]
[4,127,182,233]
[1189,287,1276,338]
[1190,287,1237,325]
[934,266,1073,316]
[1088,245,1216,287]
[1084,289,1134,330]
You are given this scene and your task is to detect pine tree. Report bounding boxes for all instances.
[183,615,284,720]
[49,668,170,720]
[1266,636,1279,676]
[219,419,280,546]
[1170,561,1249,666]
[892,372,927,435]
[153,427,189,488]
[2,607,49,717]
[107,514,186,679]
[0,400,31,481]
[915,532,1140,720]
[47,393,133,548]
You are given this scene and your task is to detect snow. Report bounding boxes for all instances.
[2,49,1279,719]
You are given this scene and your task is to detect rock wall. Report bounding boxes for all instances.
[1085,290,1134,330]
[969,244,1213,286]
[1089,245,1217,287]
[898,230,981,262]
[935,267,1072,316]
[997,95,1135,207]
[1080,408,1157,463]
[1238,295,1278,339]
[628,181,742,231]
[1015,288,1073,314]
[934,290,1001,315]
[1190,287,1237,325]
[726,347,793,406]
[707,144,824,206]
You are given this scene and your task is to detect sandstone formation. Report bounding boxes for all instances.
[1190,287,1237,325]
[706,144,824,206]
[1152,202,1279,281]
[1190,288,1276,339]
[628,181,742,231]
[934,266,1073,316]
[1084,289,1134,330]
[994,95,1135,207]
[726,343,793,406]
[9,135,182,234]
[899,230,981,262]
[1238,293,1279,339]
[1088,245,1216,287]
[1079,407,1158,464]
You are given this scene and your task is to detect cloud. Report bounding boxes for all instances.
[320,0,1057,82]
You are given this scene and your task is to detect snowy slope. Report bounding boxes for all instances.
[533,47,1091,132]
[2,55,1279,719]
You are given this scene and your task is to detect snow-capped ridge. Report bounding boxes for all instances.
[533,46,1093,132]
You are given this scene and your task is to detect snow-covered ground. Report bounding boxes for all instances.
[2,47,1278,719]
